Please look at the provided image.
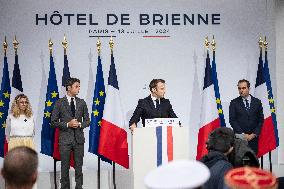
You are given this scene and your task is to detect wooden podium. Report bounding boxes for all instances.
[131,124,189,189]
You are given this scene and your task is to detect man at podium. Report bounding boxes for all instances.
[129,79,177,133]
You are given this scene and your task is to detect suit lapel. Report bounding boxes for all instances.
[74,97,80,117]
[249,96,256,114]
[147,95,156,110]
[238,96,248,113]
[63,96,73,116]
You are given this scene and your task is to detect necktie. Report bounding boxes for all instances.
[155,99,160,110]
[155,99,162,118]
[71,97,75,117]
[245,99,249,111]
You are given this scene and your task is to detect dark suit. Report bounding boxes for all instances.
[129,95,177,126]
[229,95,264,153]
[51,96,90,189]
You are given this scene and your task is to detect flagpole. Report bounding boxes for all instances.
[49,38,58,189]
[13,36,19,56]
[258,36,265,170]
[113,163,116,189]
[97,38,101,189]
[3,36,8,189]
[109,36,117,189]
[263,36,273,172]
[3,36,7,57]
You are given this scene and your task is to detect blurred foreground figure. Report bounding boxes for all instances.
[1,146,38,189]
[144,159,210,189]
[224,167,278,189]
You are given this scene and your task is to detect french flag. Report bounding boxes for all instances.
[196,51,220,160]
[10,53,23,105]
[156,126,173,166]
[254,49,278,157]
[98,53,129,169]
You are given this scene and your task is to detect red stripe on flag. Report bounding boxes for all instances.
[53,128,60,160]
[53,128,75,167]
[257,116,277,157]
[4,137,8,156]
[167,126,173,162]
[196,118,220,160]
[99,119,129,169]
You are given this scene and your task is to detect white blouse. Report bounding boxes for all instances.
[5,114,35,139]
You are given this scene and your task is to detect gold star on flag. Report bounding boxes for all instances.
[93,110,99,117]
[44,111,51,118]
[0,100,4,107]
[218,108,223,114]
[51,91,58,98]
[2,122,6,128]
[269,98,274,104]
[98,120,102,126]
[99,91,104,97]
[271,108,275,113]
[0,112,4,118]
[94,98,100,105]
[46,100,53,107]
[3,91,10,98]
[216,98,221,104]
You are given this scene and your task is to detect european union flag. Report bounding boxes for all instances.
[40,54,59,156]
[88,55,111,163]
[211,50,226,127]
[0,55,11,157]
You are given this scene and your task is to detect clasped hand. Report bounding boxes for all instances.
[68,119,80,128]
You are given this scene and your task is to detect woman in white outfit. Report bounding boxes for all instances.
[5,94,35,151]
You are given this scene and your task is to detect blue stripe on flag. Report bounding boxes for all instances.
[108,54,119,90]
[156,126,162,166]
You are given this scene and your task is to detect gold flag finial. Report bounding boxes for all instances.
[96,37,101,55]
[3,36,8,56]
[49,38,53,55]
[13,36,19,55]
[211,35,216,51]
[205,36,210,50]
[258,36,263,50]
[62,34,68,55]
[263,36,268,50]
[109,36,114,53]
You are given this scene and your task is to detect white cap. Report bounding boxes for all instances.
[144,160,210,189]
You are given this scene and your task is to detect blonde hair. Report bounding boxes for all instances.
[11,94,33,118]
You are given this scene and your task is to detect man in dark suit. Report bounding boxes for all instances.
[229,79,264,154]
[51,78,90,189]
[129,79,177,133]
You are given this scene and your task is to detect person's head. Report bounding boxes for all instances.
[1,146,38,189]
[225,167,278,189]
[144,160,210,189]
[11,94,32,118]
[65,77,80,97]
[237,79,250,98]
[206,127,235,155]
[149,79,166,99]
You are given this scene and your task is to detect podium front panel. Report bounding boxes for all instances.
[132,127,189,189]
